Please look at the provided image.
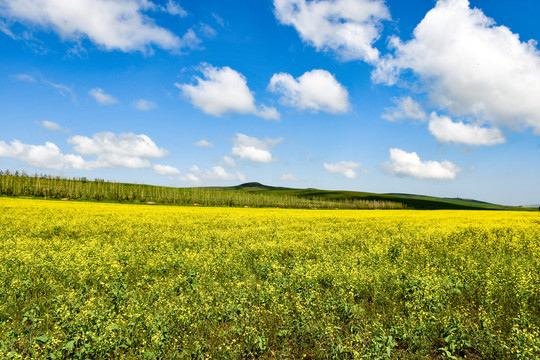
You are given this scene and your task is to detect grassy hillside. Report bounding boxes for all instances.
[219,182,523,210]
[0,173,533,210]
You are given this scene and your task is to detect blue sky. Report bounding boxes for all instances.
[1,0,539,206]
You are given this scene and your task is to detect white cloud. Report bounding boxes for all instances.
[274,0,390,63]
[256,105,281,121]
[221,155,238,168]
[0,131,171,171]
[175,28,202,51]
[323,161,366,179]
[0,18,16,38]
[212,13,226,28]
[68,132,168,169]
[162,0,187,17]
[181,173,200,183]
[153,164,181,175]
[66,40,87,58]
[181,165,245,183]
[43,79,76,101]
[231,133,282,163]
[89,88,118,106]
[176,64,280,120]
[0,140,85,170]
[38,120,71,134]
[0,0,196,53]
[382,96,427,122]
[39,120,62,131]
[428,112,506,146]
[383,148,461,180]
[373,0,540,134]
[197,23,216,38]
[13,73,36,82]
[132,99,157,111]
[209,166,245,182]
[69,132,167,158]
[269,69,350,113]
[194,139,213,148]
[14,73,75,100]
[278,173,299,182]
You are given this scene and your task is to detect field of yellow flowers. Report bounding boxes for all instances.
[1,197,539,359]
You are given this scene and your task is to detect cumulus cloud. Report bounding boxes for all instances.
[274,0,390,63]
[0,131,171,172]
[68,132,168,169]
[269,69,350,113]
[176,64,280,120]
[0,140,85,170]
[231,133,283,163]
[428,112,506,146]
[153,164,181,175]
[383,148,461,180]
[132,99,157,111]
[373,0,540,134]
[181,165,245,183]
[89,88,118,105]
[194,139,213,148]
[0,0,196,53]
[323,161,366,179]
[382,96,427,122]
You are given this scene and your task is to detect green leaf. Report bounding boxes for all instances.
[65,340,76,350]
[35,334,51,343]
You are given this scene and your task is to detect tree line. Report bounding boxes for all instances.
[0,171,406,210]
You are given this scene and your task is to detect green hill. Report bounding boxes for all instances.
[0,173,533,210]
[218,182,518,210]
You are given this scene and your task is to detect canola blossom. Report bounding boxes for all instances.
[0,197,539,359]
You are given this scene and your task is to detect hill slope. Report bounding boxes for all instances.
[0,174,533,210]
[220,183,517,210]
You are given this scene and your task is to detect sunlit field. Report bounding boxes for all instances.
[1,197,539,359]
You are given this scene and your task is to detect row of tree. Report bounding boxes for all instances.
[0,171,406,210]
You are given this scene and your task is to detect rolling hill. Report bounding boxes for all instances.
[217,182,537,211]
[0,173,535,210]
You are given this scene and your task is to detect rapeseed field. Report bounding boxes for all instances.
[1,197,539,359]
